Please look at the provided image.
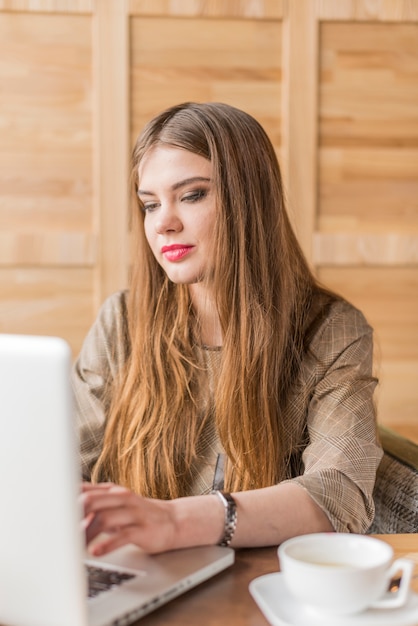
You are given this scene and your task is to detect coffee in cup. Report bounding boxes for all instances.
[278,533,414,616]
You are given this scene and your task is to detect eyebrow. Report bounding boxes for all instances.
[137,176,212,197]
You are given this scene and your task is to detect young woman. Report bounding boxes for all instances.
[74,102,382,556]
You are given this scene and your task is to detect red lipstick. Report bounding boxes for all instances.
[161,244,194,262]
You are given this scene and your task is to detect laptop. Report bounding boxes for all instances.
[0,333,234,626]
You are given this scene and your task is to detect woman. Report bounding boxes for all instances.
[74,102,382,556]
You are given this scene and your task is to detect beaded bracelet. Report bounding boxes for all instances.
[212,490,237,547]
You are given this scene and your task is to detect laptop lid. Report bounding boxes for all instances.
[0,334,234,626]
[0,333,87,626]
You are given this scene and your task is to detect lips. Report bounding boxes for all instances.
[161,244,194,262]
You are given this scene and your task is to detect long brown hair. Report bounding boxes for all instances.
[92,102,324,498]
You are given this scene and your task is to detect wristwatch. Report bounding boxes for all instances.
[212,490,238,547]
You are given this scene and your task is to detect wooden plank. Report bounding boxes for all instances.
[130,15,282,148]
[0,268,94,356]
[93,0,130,307]
[319,23,418,147]
[318,21,418,247]
[281,0,317,261]
[318,267,418,426]
[317,0,418,21]
[318,267,418,359]
[0,12,94,256]
[314,233,418,265]
[128,0,284,19]
[0,233,96,266]
[378,360,418,432]
[0,0,92,12]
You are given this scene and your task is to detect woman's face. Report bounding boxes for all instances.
[138,145,217,286]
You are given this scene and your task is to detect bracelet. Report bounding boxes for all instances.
[212,490,237,547]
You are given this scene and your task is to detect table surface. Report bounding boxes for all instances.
[135,534,418,626]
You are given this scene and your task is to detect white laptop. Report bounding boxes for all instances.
[0,333,234,626]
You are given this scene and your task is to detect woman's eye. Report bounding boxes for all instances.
[142,201,160,213]
[182,189,207,203]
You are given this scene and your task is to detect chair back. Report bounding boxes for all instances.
[369,426,418,534]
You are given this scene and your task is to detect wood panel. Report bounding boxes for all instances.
[0,268,93,355]
[318,22,418,237]
[93,0,130,306]
[0,12,93,255]
[317,0,418,21]
[130,15,282,149]
[319,267,418,428]
[128,0,284,19]
[314,233,418,265]
[0,0,92,11]
[0,10,95,355]
[316,15,418,435]
[281,0,317,257]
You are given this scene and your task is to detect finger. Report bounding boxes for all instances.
[89,523,172,556]
[81,489,136,517]
[88,524,165,556]
[84,505,141,544]
[81,481,116,493]
[81,511,95,532]
[88,527,138,557]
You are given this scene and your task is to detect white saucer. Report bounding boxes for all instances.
[249,573,418,626]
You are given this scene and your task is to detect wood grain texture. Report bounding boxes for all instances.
[130,15,282,147]
[0,12,93,265]
[318,22,418,233]
[0,268,94,355]
[0,0,92,11]
[318,267,418,424]
[316,17,418,430]
[314,233,418,265]
[0,233,96,266]
[317,0,418,21]
[128,0,284,18]
[93,0,130,305]
[281,0,317,261]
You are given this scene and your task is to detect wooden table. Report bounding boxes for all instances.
[136,534,418,625]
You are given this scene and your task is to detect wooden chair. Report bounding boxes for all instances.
[368,426,418,534]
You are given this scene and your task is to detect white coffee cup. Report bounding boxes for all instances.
[278,533,414,616]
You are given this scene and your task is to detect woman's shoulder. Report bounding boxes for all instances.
[99,288,129,313]
[76,290,130,372]
[307,290,372,350]
[82,289,129,355]
[95,289,129,330]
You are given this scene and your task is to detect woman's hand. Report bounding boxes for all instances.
[81,480,334,556]
[80,482,177,556]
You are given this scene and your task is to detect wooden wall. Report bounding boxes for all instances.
[1,0,417,438]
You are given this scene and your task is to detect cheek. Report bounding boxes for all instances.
[201,213,217,244]
[143,218,154,247]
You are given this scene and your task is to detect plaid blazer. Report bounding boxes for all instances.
[72,290,383,534]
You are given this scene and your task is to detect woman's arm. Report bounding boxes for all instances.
[72,291,128,479]
[81,481,333,556]
[290,299,382,534]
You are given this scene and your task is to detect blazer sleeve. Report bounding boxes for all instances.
[285,300,383,534]
[71,290,128,480]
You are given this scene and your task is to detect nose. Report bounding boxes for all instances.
[155,204,183,234]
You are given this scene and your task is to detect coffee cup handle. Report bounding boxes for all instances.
[370,558,414,609]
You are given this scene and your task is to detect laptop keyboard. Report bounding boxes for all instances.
[87,564,136,599]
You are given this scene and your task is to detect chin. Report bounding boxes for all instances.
[165,273,193,284]
[166,271,204,285]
